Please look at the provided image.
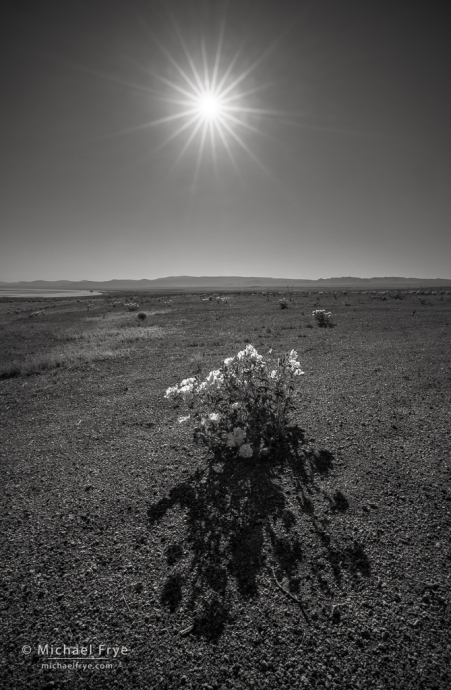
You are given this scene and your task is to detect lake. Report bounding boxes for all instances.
[0,289,103,298]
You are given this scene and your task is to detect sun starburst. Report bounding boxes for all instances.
[144,23,279,177]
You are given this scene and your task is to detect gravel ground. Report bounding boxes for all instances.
[1,292,450,689]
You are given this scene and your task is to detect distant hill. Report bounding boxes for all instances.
[1,276,451,291]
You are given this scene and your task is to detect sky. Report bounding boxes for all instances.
[1,0,450,282]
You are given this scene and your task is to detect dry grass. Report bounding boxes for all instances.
[0,311,170,378]
[57,324,166,345]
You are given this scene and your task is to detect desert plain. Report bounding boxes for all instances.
[0,289,450,689]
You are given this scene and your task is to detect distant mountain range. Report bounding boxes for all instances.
[1,276,451,290]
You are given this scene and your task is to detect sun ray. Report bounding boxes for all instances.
[209,118,219,179]
[169,16,207,95]
[219,82,272,104]
[142,13,309,177]
[153,113,204,152]
[201,41,210,93]
[149,33,203,98]
[146,69,202,102]
[217,114,271,175]
[192,121,210,192]
[219,111,269,139]
[213,47,243,96]
[173,117,205,168]
[215,120,243,178]
[211,14,226,94]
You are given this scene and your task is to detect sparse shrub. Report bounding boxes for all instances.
[279,298,288,309]
[312,309,332,327]
[125,302,139,311]
[165,344,305,460]
[137,312,147,321]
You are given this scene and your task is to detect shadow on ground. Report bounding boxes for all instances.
[147,435,369,641]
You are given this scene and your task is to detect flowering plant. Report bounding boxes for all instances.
[165,344,305,460]
[312,309,332,327]
[125,302,139,312]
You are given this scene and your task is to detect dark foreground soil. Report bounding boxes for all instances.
[1,291,450,689]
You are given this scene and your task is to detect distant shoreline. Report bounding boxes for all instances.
[0,289,103,298]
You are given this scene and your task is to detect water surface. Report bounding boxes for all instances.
[0,289,103,298]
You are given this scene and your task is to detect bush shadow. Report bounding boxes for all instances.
[147,434,370,640]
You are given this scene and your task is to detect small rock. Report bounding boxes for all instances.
[331,605,341,623]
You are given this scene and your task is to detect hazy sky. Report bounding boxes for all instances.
[1,0,450,281]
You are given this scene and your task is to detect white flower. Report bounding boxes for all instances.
[180,378,196,387]
[237,344,263,363]
[204,369,223,389]
[270,370,277,379]
[231,402,240,409]
[179,385,193,402]
[178,415,191,423]
[224,357,234,366]
[287,348,303,374]
[164,386,178,399]
[226,427,246,447]
[238,443,253,458]
[208,412,221,422]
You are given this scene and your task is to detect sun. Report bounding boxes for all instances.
[196,92,223,122]
[143,25,279,174]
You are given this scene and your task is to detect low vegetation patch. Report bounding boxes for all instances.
[312,308,333,327]
[0,313,169,378]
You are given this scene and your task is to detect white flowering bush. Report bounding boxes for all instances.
[279,298,288,309]
[165,344,305,460]
[125,302,139,312]
[312,309,332,327]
